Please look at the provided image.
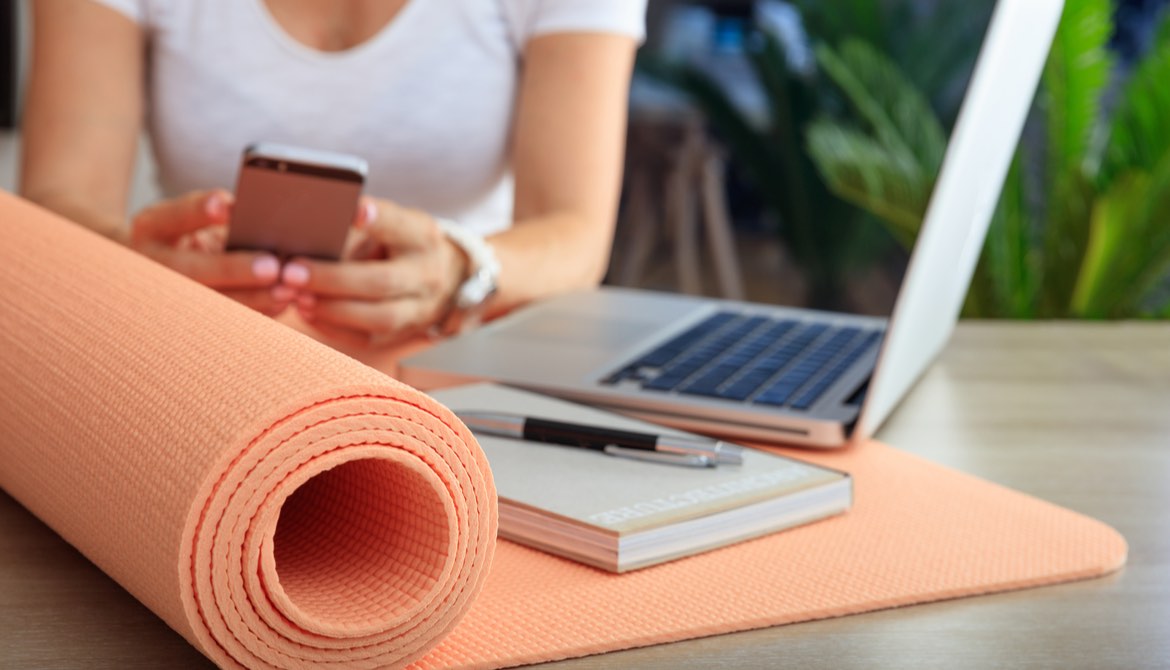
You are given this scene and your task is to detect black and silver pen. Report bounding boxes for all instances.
[455,411,743,468]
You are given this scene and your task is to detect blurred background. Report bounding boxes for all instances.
[609,0,1170,320]
[3,0,1169,319]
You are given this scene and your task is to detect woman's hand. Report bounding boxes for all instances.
[129,189,291,316]
[280,197,468,347]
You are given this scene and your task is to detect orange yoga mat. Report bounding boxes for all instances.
[0,191,497,669]
[0,192,1126,670]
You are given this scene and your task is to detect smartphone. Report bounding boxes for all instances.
[226,143,368,260]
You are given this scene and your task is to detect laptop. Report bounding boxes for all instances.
[401,0,1063,448]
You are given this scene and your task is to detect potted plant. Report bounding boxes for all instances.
[807,0,1170,318]
[638,0,994,311]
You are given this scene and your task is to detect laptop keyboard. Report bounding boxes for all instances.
[603,311,883,411]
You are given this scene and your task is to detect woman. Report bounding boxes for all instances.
[21,0,644,345]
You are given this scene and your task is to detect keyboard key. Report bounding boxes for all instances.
[628,312,738,368]
[788,330,881,409]
[750,329,858,407]
[676,322,798,396]
[712,324,824,399]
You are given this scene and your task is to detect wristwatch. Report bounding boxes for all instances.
[434,218,501,336]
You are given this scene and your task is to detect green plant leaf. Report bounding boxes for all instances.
[1072,174,1146,317]
[1044,0,1113,178]
[1039,168,1096,316]
[981,158,1037,318]
[797,0,996,124]
[1100,37,1170,184]
[805,120,931,249]
[743,33,819,266]
[1039,0,1113,314]
[637,50,874,310]
[1072,154,1170,318]
[814,40,947,174]
[1155,7,1170,50]
[792,0,886,52]
[892,1,996,124]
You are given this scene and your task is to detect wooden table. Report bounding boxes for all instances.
[2,322,1168,669]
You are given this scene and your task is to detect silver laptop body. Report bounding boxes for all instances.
[401,0,1063,447]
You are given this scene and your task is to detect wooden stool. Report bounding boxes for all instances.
[612,112,745,300]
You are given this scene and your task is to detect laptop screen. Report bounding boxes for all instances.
[633,0,1004,317]
[627,0,1063,437]
[400,0,1064,447]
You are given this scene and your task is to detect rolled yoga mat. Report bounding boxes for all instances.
[0,191,1127,670]
[0,191,497,669]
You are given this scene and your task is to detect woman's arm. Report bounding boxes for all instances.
[490,31,638,311]
[21,1,288,314]
[284,32,638,345]
[20,0,143,240]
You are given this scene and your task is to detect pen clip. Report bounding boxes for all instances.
[603,445,715,468]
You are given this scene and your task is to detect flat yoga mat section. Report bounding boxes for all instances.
[0,192,497,669]
[412,440,1127,668]
[0,192,1126,670]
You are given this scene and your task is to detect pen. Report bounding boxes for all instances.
[455,411,743,468]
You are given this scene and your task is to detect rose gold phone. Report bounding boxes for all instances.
[226,143,368,260]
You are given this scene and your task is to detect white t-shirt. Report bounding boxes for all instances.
[91,0,647,235]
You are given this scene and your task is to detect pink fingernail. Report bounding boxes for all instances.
[282,262,310,286]
[252,256,279,281]
[297,293,316,309]
[359,200,377,228]
[205,193,227,219]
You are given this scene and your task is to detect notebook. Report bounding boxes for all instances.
[399,0,1064,448]
[429,383,851,572]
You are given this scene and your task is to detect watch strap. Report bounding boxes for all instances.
[433,218,500,336]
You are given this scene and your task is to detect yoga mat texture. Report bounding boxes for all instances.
[0,192,497,669]
[0,192,1126,670]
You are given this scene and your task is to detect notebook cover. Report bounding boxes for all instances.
[431,383,850,572]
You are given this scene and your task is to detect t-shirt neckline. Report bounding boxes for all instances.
[249,0,420,62]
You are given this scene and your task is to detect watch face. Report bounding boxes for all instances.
[457,268,498,311]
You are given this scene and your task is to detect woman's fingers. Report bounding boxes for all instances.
[362,199,443,251]
[146,247,281,289]
[131,189,278,290]
[284,196,467,345]
[299,293,432,343]
[125,190,293,316]
[131,189,233,246]
[219,286,294,317]
[297,317,380,349]
[301,295,432,335]
[281,257,420,300]
[190,224,228,253]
